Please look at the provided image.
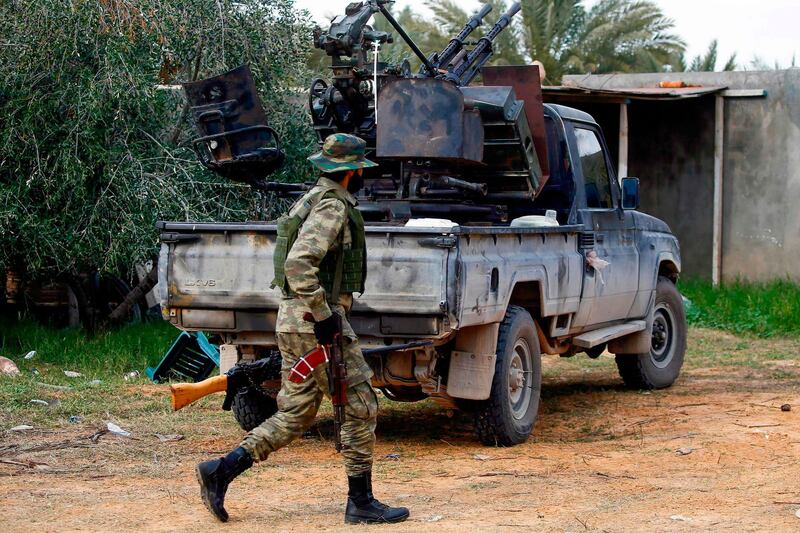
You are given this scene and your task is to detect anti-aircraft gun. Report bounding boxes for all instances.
[308,0,551,223]
[183,1,550,223]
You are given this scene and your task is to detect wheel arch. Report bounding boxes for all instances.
[658,258,680,284]
[507,279,544,321]
[450,279,546,401]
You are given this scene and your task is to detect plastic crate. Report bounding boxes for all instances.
[146,332,220,383]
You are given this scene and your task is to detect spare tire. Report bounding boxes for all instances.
[231,387,278,431]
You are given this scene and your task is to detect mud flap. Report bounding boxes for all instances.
[448,323,501,400]
[447,351,497,400]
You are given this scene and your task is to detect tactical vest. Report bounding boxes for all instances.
[271,186,366,300]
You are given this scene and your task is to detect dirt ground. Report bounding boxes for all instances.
[2,328,800,532]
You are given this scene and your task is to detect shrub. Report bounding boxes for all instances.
[0,0,316,277]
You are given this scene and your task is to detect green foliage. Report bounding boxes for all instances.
[681,279,800,338]
[414,0,687,83]
[572,0,684,75]
[0,0,317,277]
[675,39,738,72]
[520,0,585,82]
[748,54,797,71]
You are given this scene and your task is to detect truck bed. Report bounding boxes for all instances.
[157,221,584,339]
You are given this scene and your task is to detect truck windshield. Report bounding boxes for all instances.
[574,127,613,209]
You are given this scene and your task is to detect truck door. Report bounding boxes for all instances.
[569,123,640,327]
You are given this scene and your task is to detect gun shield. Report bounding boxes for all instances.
[183,64,285,186]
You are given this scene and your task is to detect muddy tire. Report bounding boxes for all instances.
[231,387,278,432]
[474,306,542,446]
[616,276,687,389]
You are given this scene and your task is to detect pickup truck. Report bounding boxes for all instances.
[157,103,686,446]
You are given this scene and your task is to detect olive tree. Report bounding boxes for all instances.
[0,0,316,277]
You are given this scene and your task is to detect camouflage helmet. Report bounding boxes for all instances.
[308,133,378,173]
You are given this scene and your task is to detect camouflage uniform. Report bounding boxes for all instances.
[240,147,377,476]
[196,133,407,525]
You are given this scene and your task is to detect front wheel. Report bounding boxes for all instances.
[474,306,542,446]
[616,276,687,389]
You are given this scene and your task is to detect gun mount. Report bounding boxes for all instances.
[184,2,550,222]
[310,1,551,224]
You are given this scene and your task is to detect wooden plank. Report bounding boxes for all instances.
[573,321,646,348]
[618,103,629,178]
[712,95,725,286]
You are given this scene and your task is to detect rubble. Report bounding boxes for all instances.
[0,356,21,377]
[106,422,132,437]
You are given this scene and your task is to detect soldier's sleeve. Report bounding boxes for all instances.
[284,197,347,322]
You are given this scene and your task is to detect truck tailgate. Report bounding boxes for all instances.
[157,223,452,316]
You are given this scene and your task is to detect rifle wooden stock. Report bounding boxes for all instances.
[170,375,228,411]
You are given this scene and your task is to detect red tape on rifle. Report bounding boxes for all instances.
[288,345,329,384]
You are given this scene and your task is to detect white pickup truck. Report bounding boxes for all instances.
[157,103,686,446]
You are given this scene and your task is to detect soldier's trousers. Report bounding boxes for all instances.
[239,332,378,476]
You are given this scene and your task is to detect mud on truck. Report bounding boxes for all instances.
[157,1,687,446]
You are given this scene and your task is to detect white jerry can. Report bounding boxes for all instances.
[509,209,559,228]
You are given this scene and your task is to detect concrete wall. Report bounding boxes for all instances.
[628,97,716,279]
[562,70,800,281]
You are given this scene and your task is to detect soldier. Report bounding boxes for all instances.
[195,134,410,525]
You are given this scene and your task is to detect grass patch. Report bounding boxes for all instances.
[0,318,190,431]
[680,279,800,338]
[0,317,177,376]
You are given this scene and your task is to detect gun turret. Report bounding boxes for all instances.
[431,3,493,72]
[183,2,549,216]
[309,1,546,223]
[446,2,521,86]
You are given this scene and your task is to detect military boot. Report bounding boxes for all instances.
[345,472,410,524]
[196,446,253,522]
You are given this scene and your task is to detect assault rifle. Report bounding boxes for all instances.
[170,357,279,412]
[169,314,349,453]
[304,312,348,452]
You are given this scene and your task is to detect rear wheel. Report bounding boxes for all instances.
[616,276,687,389]
[474,306,542,446]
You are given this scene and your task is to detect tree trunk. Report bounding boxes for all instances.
[106,258,159,325]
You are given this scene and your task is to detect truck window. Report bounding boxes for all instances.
[574,127,613,209]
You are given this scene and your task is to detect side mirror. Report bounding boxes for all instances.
[621,177,640,210]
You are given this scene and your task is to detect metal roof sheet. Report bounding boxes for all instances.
[542,84,726,101]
